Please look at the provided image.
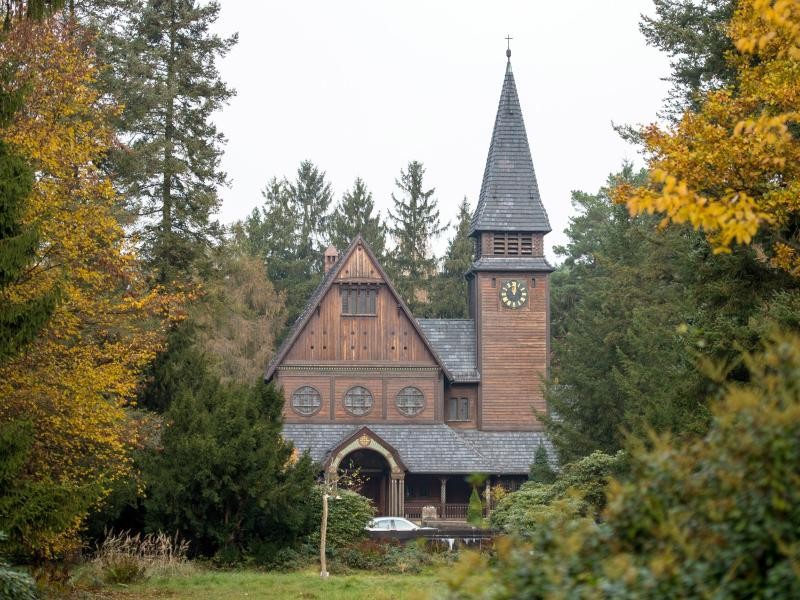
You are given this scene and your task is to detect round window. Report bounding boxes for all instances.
[396,386,425,417]
[343,386,373,416]
[291,386,322,416]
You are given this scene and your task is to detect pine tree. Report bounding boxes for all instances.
[426,197,473,318]
[329,177,387,259]
[387,161,445,312]
[0,66,57,362]
[100,0,237,282]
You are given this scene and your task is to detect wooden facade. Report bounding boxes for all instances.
[271,51,554,518]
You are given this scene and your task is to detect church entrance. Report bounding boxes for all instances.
[339,449,390,515]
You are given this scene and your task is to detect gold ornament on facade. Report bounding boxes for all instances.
[358,434,372,448]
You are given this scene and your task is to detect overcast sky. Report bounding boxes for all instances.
[212,1,671,262]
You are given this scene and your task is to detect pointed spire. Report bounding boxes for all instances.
[470,49,550,235]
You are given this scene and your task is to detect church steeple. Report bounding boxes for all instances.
[470,50,550,236]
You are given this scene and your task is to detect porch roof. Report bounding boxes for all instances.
[282,423,551,475]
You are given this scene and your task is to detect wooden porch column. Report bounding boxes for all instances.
[439,477,448,518]
[389,473,404,516]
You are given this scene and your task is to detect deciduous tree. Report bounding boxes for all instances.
[621,0,800,278]
[0,18,175,555]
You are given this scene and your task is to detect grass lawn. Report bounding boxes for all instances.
[84,569,447,599]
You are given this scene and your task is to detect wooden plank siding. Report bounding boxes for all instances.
[279,243,444,425]
[285,246,437,365]
[279,371,440,424]
[477,272,549,429]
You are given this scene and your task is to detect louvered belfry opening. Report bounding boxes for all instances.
[491,232,534,256]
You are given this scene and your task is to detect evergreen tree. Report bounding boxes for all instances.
[291,160,333,262]
[329,177,387,259]
[0,66,57,362]
[98,0,237,282]
[387,161,445,312]
[546,164,800,462]
[640,0,736,117]
[243,161,333,330]
[528,443,556,484]
[426,197,473,318]
[144,368,317,558]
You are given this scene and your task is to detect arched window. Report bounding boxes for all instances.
[396,386,425,417]
[291,386,321,416]
[343,386,373,416]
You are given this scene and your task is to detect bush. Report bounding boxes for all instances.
[306,487,375,550]
[490,449,627,533]
[528,443,556,484]
[0,562,38,600]
[466,488,482,526]
[447,336,800,598]
[144,376,317,557]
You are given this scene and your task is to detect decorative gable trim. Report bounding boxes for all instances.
[264,234,454,381]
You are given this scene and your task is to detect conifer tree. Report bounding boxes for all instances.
[244,161,333,329]
[387,161,445,311]
[144,362,317,557]
[329,177,387,259]
[528,443,556,484]
[0,67,57,362]
[426,197,473,318]
[100,0,237,282]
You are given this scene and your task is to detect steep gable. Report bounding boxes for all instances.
[265,235,452,380]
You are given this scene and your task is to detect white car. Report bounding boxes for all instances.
[366,517,436,533]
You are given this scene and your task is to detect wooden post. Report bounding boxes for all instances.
[320,491,329,578]
[485,477,492,516]
[440,477,448,518]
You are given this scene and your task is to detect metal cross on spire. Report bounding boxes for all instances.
[505,35,513,58]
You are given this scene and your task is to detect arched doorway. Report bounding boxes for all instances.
[339,449,390,515]
[325,427,407,517]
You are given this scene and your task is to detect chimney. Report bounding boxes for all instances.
[323,245,339,274]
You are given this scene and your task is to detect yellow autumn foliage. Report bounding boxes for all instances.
[0,19,179,553]
[618,0,800,276]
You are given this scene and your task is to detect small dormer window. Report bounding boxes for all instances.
[341,285,377,315]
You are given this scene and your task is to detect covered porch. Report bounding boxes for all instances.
[402,474,526,520]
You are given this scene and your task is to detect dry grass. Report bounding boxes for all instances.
[88,531,194,584]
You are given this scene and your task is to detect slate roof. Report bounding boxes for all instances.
[282,423,552,474]
[416,319,479,382]
[471,57,550,235]
[469,256,554,273]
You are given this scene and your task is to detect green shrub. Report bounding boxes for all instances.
[466,487,482,526]
[306,487,375,550]
[144,377,317,557]
[491,449,627,532]
[0,561,38,600]
[528,443,556,484]
[448,336,800,598]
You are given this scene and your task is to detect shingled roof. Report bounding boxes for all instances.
[469,256,554,273]
[470,56,550,235]
[282,423,553,474]
[416,319,479,382]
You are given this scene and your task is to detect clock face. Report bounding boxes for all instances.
[500,279,529,309]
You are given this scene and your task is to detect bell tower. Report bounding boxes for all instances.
[469,47,553,431]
